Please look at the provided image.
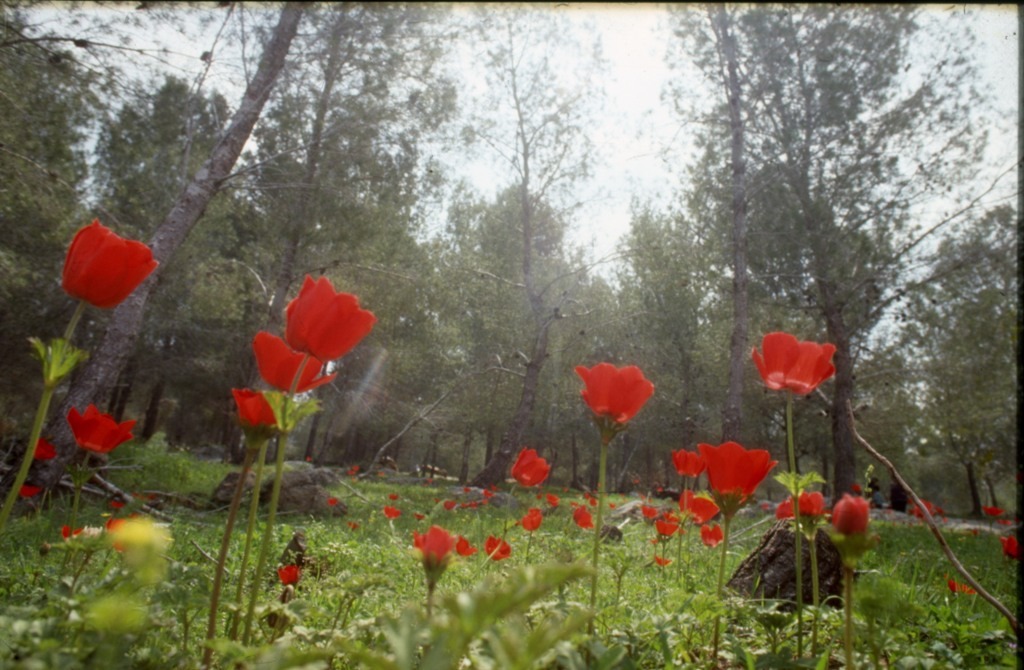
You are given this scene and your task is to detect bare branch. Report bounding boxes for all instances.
[847,401,1018,634]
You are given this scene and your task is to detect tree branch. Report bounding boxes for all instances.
[847,400,1018,634]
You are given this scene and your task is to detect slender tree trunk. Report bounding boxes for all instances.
[964,459,982,517]
[459,432,472,484]
[141,379,164,440]
[821,295,856,496]
[711,7,749,443]
[264,16,344,332]
[303,410,322,463]
[484,425,495,466]
[570,430,580,488]
[30,3,306,491]
[470,317,553,487]
[984,475,999,509]
[108,356,137,422]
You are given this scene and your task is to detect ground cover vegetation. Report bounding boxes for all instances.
[0,3,1018,668]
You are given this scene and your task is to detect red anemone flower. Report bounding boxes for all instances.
[19,484,42,498]
[655,518,679,537]
[982,506,1004,517]
[383,505,401,519]
[67,405,135,454]
[546,493,560,507]
[752,332,836,396]
[573,506,595,529]
[231,389,277,429]
[413,525,456,580]
[521,507,543,532]
[456,536,478,556]
[680,490,720,524]
[776,491,828,520]
[1000,535,1019,560]
[34,438,57,461]
[574,363,654,424]
[653,555,672,567]
[284,275,376,362]
[671,449,705,478]
[61,220,158,309]
[698,441,777,509]
[61,525,83,539]
[252,332,335,393]
[389,493,399,501]
[443,500,457,511]
[701,524,724,547]
[947,578,976,595]
[278,564,301,586]
[511,448,550,487]
[327,497,339,507]
[484,535,511,561]
[832,494,870,535]
[641,504,659,519]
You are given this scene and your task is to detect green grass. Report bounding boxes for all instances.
[0,455,1017,669]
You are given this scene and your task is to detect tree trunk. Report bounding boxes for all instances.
[570,430,580,488]
[29,4,306,492]
[264,15,344,332]
[984,475,999,509]
[711,7,749,444]
[469,318,552,487]
[303,409,322,463]
[964,459,982,517]
[459,432,472,484]
[822,299,857,496]
[140,378,164,440]
[484,425,495,465]
[108,356,137,422]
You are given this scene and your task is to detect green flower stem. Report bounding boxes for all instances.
[0,384,56,534]
[228,438,270,640]
[786,393,804,657]
[588,435,610,632]
[809,531,820,653]
[242,429,290,644]
[0,301,88,536]
[201,447,256,668]
[425,580,435,619]
[240,356,309,644]
[711,515,732,663]
[675,479,689,583]
[843,565,855,669]
[63,301,86,342]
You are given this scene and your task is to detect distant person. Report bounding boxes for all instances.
[889,481,908,512]
[868,477,885,508]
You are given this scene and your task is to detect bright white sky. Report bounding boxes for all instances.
[28,3,1020,265]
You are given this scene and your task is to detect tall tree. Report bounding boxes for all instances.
[0,8,94,423]
[30,3,306,491]
[904,206,1016,514]
[464,8,601,487]
[667,6,993,494]
[708,6,751,443]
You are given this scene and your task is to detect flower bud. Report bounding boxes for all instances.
[832,494,870,535]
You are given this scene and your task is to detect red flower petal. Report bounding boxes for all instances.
[698,441,777,500]
[752,332,835,395]
[285,275,376,362]
[574,363,654,424]
[252,331,336,393]
[61,220,158,309]
[510,448,550,487]
[67,405,135,454]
